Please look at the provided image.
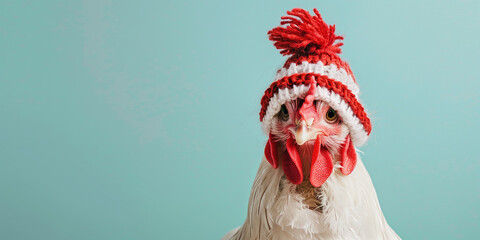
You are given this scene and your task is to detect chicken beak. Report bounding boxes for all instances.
[294,119,314,145]
[296,80,317,146]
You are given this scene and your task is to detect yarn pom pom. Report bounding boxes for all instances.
[268,8,344,56]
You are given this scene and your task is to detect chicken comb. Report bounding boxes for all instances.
[268,8,344,56]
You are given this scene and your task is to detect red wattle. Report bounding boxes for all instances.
[264,133,279,169]
[310,135,333,187]
[283,138,303,184]
[340,135,357,175]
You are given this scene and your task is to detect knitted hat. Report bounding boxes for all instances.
[260,8,371,146]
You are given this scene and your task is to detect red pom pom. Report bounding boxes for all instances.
[268,8,344,56]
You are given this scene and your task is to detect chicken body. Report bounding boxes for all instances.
[223,98,400,240]
[223,156,399,240]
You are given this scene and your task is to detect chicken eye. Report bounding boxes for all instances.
[325,108,338,123]
[279,105,289,121]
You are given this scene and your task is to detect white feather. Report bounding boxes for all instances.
[223,155,400,240]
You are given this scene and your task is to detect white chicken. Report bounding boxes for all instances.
[223,8,400,240]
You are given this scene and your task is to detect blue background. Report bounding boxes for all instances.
[1,0,479,239]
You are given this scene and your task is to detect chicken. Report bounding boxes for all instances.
[223,8,400,240]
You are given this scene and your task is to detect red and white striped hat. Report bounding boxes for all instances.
[260,8,371,146]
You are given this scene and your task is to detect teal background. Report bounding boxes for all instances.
[1,0,479,239]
